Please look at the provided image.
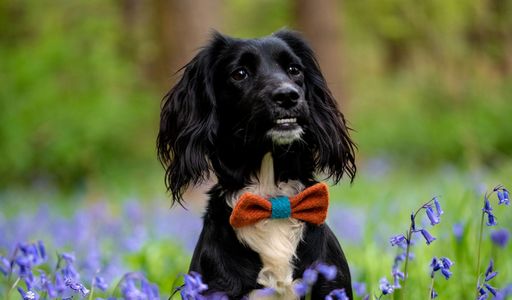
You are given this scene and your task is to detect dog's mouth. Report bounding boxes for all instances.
[267,117,304,145]
[274,117,299,130]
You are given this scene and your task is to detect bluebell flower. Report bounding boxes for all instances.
[420,229,436,245]
[490,228,510,248]
[440,268,452,279]
[495,284,512,300]
[181,272,208,299]
[425,207,439,226]
[379,277,394,295]
[484,259,498,282]
[483,197,493,213]
[352,282,366,297]
[392,268,405,288]
[430,257,442,273]
[430,287,438,299]
[303,268,318,285]
[440,257,454,270]
[410,212,416,231]
[390,234,406,247]
[293,280,308,297]
[316,263,337,281]
[325,288,349,300]
[484,283,498,296]
[17,287,38,300]
[433,197,443,216]
[0,255,10,276]
[65,278,90,296]
[478,287,488,300]
[93,276,109,291]
[452,223,464,241]
[486,212,498,226]
[37,240,46,261]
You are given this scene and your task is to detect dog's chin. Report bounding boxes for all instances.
[266,118,304,145]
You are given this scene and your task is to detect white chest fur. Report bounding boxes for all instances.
[229,153,305,299]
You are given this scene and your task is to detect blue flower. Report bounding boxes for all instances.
[490,228,510,248]
[483,197,493,213]
[303,268,318,285]
[17,287,38,300]
[93,276,109,291]
[440,257,454,270]
[390,234,407,247]
[452,223,464,241]
[420,229,436,245]
[0,256,10,276]
[182,272,208,299]
[484,259,498,282]
[425,207,440,226]
[497,189,510,205]
[379,277,394,295]
[430,287,438,299]
[293,280,308,297]
[486,211,498,226]
[484,283,498,296]
[316,263,337,281]
[254,288,275,297]
[352,282,366,297]
[65,278,90,296]
[325,288,349,300]
[433,197,443,216]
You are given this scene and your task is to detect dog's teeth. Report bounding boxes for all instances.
[276,118,297,124]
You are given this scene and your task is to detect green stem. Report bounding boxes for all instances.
[429,277,435,299]
[475,211,485,297]
[401,229,412,300]
[6,277,20,300]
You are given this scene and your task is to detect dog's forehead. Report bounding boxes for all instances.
[232,36,296,58]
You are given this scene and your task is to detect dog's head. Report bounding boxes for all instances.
[157,30,356,204]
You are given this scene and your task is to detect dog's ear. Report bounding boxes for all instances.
[274,30,356,183]
[157,33,229,205]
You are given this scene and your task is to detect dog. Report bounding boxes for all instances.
[157,30,356,299]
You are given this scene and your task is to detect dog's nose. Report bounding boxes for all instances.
[272,86,300,109]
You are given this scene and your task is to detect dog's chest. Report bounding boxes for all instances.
[228,154,305,298]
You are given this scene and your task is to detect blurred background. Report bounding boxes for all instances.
[1,1,512,298]
[1,0,511,196]
[0,0,512,196]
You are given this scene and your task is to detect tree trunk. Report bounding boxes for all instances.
[294,0,348,109]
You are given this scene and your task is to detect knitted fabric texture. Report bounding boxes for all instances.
[229,182,329,228]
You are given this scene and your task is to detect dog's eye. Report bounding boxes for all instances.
[287,65,302,76]
[231,68,248,81]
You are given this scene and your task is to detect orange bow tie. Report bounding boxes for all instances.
[229,183,329,228]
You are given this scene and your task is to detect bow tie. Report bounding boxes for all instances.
[229,183,329,228]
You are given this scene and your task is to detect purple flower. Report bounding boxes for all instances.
[65,278,90,296]
[379,277,394,295]
[303,268,318,285]
[316,263,337,281]
[490,228,510,248]
[440,268,452,279]
[478,287,488,300]
[483,197,493,213]
[430,257,442,273]
[293,280,308,297]
[392,268,405,288]
[0,256,10,276]
[17,287,38,300]
[254,288,275,297]
[484,283,498,296]
[430,287,438,299]
[484,259,498,282]
[93,276,109,291]
[390,234,407,247]
[420,229,436,245]
[497,189,510,205]
[326,288,349,300]
[433,197,443,216]
[410,212,416,231]
[452,223,464,241]
[182,272,208,299]
[425,207,440,226]
[486,212,498,226]
[440,257,454,270]
[353,282,366,297]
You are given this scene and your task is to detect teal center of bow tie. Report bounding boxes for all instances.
[269,196,291,219]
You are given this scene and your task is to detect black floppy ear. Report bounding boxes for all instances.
[274,30,356,183]
[157,33,229,205]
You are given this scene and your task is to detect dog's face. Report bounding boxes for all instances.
[214,37,308,145]
[157,30,356,203]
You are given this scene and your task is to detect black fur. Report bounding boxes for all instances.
[157,30,356,299]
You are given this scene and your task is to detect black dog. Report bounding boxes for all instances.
[157,30,356,299]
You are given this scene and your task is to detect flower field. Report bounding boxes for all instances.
[1,165,511,299]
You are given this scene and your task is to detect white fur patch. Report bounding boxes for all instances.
[267,127,304,145]
[229,153,305,299]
